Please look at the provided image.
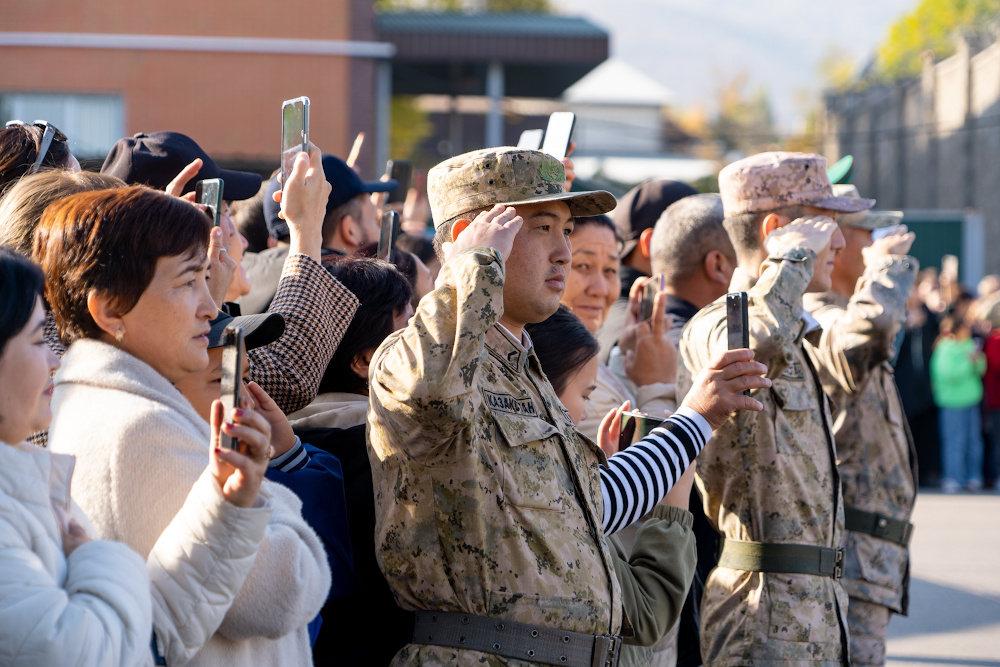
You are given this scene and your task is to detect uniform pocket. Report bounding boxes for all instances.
[487,590,600,631]
[770,379,816,456]
[765,573,840,644]
[491,410,568,512]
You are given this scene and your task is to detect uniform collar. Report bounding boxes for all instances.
[487,324,531,374]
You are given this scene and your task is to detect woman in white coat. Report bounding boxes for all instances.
[42,149,332,667]
[0,248,151,666]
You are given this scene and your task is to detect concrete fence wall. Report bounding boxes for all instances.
[822,37,1000,278]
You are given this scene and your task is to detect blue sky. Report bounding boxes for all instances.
[554,0,917,130]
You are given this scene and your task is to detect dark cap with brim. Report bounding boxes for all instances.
[101,131,262,201]
[207,311,285,350]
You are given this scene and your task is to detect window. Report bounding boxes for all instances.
[1,93,123,159]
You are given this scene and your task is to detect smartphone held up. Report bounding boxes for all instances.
[378,211,401,264]
[219,326,245,450]
[195,178,224,227]
[281,96,310,192]
[726,292,751,397]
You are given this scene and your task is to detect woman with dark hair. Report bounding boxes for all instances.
[560,214,677,441]
[0,121,80,194]
[527,305,698,667]
[283,256,416,667]
[0,248,154,665]
[39,175,330,666]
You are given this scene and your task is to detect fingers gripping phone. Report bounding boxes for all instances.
[641,275,666,322]
[281,97,310,193]
[540,112,575,160]
[726,292,750,396]
[219,326,245,450]
[378,211,401,263]
[385,160,412,205]
[195,178,224,227]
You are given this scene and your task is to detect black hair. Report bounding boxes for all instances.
[230,180,271,254]
[525,305,601,396]
[0,248,45,359]
[395,232,437,265]
[319,257,413,394]
[572,214,624,255]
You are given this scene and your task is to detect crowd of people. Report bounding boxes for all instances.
[0,113,964,667]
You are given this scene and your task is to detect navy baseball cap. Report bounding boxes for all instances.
[101,131,262,201]
[207,310,285,350]
[263,153,397,240]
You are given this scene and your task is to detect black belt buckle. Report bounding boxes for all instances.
[592,634,622,667]
[833,547,844,581]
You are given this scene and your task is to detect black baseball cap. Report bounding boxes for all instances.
[101,131,262,201]
[263,153,397,240]
[207,310,285,350]
[613,180,699,258]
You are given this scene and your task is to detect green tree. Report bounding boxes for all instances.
[710,72,777,154]
[390,96,435,162]
[878,0,1000,79]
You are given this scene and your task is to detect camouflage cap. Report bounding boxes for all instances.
[427,147,616,228]
[832,184,904,230]
[719,151,875,217]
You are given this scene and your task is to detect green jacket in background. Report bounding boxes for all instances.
[930,337,985,409]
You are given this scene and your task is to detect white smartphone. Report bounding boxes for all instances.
[871,224,907,241]
[281,97,310,192]
[517,129,544,150]
[540,112,575,160]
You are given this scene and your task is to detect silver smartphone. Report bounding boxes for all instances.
[378,211,401,263]
[281,96,310,192]
[194,178,224,227]
[219,326,245,450]
[540,112,575,160]
[726,292,750,396]
[517,128,544,150]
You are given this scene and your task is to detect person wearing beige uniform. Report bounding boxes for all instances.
[678,152,878,667]
[804,185,919,666]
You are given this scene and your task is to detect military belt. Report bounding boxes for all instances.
[844,506,914,546]
[412,610,622,667]
[718,539,844,580]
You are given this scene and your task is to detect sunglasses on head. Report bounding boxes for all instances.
[5,120,68,174]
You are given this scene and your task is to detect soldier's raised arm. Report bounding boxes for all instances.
[808,229,918,394]
[369,205,521,462]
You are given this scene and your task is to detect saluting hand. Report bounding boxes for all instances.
[443,204,523,264]
[681,349,770,431]
[864,225,915,262]
[764,216,837,257]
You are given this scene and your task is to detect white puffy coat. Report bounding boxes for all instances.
[49,339,331,667]
[0,441,152,667]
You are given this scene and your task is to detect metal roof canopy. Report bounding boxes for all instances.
[377,12,609,98]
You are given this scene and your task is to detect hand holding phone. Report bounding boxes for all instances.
[281,97,310,192]
[641,275,666,322]
[540,112,576,160]
[219,327,245,450]
[726,292,750,396]
[619,410,666,447]
[195,178,224,227]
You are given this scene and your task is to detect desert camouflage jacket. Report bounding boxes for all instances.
[678,249,849,667]
[368,248,623,667]
[804,255,918,614]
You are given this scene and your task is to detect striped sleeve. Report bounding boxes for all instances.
[268,436,311,472]
[600,406,713,534]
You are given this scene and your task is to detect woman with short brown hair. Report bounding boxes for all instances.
[39,182,331,666]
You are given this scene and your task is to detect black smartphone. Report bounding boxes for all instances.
[517,128,544,150]
[619,410,666,448]
[385,160,412,205]
[219,326,245,450]
[378,210,401,263]
[641,275,665,322]
[194,178,224,227]
[726,292,750,396]
[281,96,310,192]
[540,112,575,160]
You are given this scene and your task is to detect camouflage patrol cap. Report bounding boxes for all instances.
[833,184,904,230]
[427,147,616,228]
[719,151,874,217]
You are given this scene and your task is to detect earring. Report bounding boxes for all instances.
[115,329,124,343]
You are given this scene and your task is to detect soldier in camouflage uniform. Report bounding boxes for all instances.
[677,152,878,667]
[367,147,772,667]
[803,185,919,666]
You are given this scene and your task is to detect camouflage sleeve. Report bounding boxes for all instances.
[809,256,918,394]
[369,248,504,462]
[248,254,360,414]
[682,250,815,380]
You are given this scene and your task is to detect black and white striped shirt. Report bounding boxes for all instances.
[599,407,712,534]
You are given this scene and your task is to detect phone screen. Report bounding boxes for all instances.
[619,410,666,448]
[517,129,544,150]
[540,112,576,160]
[195,178,224,227]
[385,160,412,205]
[281,97,310,192]
[378,211,401,263]
[219,326,245,450]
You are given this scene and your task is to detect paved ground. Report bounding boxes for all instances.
[886,491,1000,667]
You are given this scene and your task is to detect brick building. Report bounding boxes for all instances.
[0,0,391,178]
